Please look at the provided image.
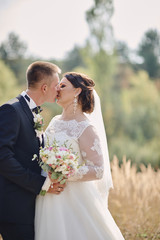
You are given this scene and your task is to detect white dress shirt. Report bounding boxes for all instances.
[21,91,37,111]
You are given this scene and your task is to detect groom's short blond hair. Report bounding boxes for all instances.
[26,61,61,88]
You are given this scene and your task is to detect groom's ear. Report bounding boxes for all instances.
[41,83,48,94]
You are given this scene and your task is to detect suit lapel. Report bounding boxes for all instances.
[16,95,34,125]
[17,95,43,148]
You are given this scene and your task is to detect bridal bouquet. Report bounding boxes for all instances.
[33,140,79,194]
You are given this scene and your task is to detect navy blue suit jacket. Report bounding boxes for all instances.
[0,95,45,224]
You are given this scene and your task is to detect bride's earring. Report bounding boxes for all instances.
[73,96,77,115]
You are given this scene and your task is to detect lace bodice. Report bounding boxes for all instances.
[45,115,104,181]
[46,116,90,139]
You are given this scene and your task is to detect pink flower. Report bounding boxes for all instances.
[48,147,53,151]
[59,147,68,151]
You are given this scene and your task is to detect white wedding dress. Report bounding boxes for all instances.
[35,115,124,240]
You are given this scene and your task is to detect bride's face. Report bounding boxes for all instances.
[56,77,78,107]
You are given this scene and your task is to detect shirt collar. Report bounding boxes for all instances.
[21,91,37,110]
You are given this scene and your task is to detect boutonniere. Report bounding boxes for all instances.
[33,112,44,138]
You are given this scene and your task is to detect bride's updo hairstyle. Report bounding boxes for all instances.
[64,72,95,113]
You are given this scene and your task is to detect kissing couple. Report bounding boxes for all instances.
[0,61,124,240]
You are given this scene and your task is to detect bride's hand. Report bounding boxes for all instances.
[47,182,66,194]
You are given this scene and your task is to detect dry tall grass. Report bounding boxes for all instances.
[109,156,160,240]
[0,156,160,240]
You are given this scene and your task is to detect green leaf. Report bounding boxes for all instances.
[58,175,64,181]
[40,190,46,196]
[60,179,66,184]
[51,172,58,179]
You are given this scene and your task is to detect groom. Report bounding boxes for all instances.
[0,61,64,240]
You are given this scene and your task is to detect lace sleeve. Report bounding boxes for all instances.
[68,125,104,182]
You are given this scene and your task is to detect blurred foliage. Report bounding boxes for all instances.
[110,70,160,168]
[115,41,131,65]
[137,29,160,78]
[0,60,21,105]
[86,0,114,52]
[0,32,44,85]
[0,32,28,84]
[0,0,160,168]
[0,32,27,60]
[61,45,86,73]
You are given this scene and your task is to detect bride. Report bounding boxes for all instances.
[35,72,124,240]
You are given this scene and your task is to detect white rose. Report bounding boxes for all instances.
[47,154,57,164]
[43,149,52,156]
[55,165,66,173]
[59,150,68,157]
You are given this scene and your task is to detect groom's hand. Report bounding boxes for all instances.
[47,182,66,195]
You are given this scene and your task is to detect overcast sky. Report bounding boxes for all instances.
[0,0,159,59]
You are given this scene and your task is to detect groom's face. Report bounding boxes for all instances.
[45,73,60,103]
